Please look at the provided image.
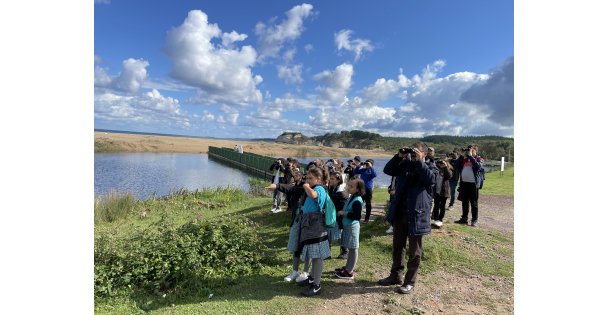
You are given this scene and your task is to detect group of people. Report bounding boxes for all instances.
[264,143,485,296]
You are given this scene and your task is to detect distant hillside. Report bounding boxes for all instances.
[277,130,514,161]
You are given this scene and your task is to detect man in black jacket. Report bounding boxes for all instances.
[378,142,437,294]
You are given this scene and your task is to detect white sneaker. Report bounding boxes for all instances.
[295,271,309,282]
[435,221,443,227]
[284,270,300,282]
[386,226,393,234]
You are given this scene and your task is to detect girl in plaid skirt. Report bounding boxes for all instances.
[334,178,365,279]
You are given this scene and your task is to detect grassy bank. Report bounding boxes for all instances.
[95,179,513,314]
[481,165,514,196]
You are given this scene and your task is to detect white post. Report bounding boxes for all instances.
[500,157,505,176]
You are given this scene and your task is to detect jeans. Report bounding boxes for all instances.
[432,196,448,222]
[448,180,458,207]
[363,187,373,221]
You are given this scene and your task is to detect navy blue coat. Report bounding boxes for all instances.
[383,154,437,236]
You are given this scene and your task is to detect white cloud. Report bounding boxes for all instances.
[94,58,149,94]
[334,29,374,62]
[255,3,314,60]
[94,89,190,128]
[221,30,248,48]
[283,48,296,62]
[164,10,263,105]
[313,63,354,105]
[360,78,401,105]
[201,110,215,122]
[304,44,313,53]
[112,58,149,93]
[277,64,303,84]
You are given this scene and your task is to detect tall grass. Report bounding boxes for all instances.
[94,192,137,224]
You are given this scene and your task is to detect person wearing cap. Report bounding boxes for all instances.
[353,158,377,223]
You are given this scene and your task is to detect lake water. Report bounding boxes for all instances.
[94,153,495,200]
[94,153,394,200]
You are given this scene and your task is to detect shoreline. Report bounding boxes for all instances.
[94,131,394,158]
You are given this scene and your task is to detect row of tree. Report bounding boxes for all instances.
[277,130,514,162]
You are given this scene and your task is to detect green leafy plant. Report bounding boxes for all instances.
[94,216,266,297]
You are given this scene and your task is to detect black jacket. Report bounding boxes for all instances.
[383,154,437,236]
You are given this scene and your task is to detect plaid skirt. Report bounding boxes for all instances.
[340,223,360,249]
[327,225,341,242]
[300,239,331,260]
[287,221,300,253]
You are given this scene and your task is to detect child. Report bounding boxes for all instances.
[295,167,331,296]
[353,159,377,223]
[265,174,311,283]
[334,178,365,279]
[328,171,349,259]
[431,157,453,227]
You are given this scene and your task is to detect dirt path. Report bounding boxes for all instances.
[312,194,514,314]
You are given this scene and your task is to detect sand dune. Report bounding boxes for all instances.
[94,132,394,158]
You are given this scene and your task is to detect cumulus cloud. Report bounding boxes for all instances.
[94,58,149,94]
[94,89,190,128]
[459,57,514,126]
[334,29,374,62]
[255,3,314,60]
[304,44,313,53]
[313,63,354,105]
[164,10,263,105]
[221,30,248,48]
[277,64,303,84]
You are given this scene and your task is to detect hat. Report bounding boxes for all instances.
[354,156,361,162]
[365,159,374,166]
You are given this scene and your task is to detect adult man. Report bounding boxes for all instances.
[426,147,436,163]
[454,144,482,226]
[379,143,437,294]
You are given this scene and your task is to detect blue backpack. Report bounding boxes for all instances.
[321,191,337,228]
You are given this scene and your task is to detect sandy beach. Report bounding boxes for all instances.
[94,131,394,158]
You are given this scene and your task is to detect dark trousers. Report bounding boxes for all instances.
[390,212,423,285]
[432,196,447,222]
[460,182,479,222]
[363,187,373,221]
[448,180,458,206]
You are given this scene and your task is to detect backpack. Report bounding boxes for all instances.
[320,191,337,228]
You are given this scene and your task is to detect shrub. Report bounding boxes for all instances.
[248,177,272,197]
[94,216,266,297]
[94,192,137,224]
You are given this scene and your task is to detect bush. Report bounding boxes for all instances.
[94,216,266,297]
[94,192,137,224]
[248,177,272,197]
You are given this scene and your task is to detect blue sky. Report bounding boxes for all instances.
[94,0,514,139]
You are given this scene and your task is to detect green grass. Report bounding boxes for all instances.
[481,165,514,196]
[95,179,513,314]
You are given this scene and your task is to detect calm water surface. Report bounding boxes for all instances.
[94,153,252,199]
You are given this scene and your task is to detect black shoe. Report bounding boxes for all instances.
[454,219,468,224]
[378,275,404,286]
[335,266,346,272]
[396,284,415,294]
[297,275,314,287]
[335,269,354,279]
[470,220,477,227]
[301,283,321,296]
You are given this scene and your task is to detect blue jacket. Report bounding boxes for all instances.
[383,154,437,236]
[354,165,377,190]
